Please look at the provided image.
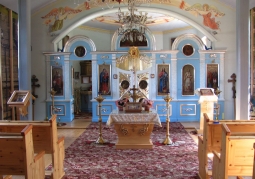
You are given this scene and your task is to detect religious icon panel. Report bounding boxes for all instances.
[206,64,219,91]
[157,64,170,96]
[182,64,194,96]
[98,64,111,95]
[51,66,64,96]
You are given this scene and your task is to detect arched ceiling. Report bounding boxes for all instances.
[0,0,236,39]
[0,0,236,14]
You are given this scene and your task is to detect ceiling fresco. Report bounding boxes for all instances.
[40,0,225,33]
[0,0,228,33]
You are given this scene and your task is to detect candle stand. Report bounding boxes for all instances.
[162,93,173,145]
[214,88,222,124]
[95,94,106,144]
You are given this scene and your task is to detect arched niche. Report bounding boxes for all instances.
[111,25,156,51]
[63,35,96,52]
[63,35,96,60]
[182,64,195,96]
[172,33,205,51]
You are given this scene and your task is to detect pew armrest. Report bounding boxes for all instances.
[34,150,45,162]
[33,150,45,179]
[57,136,65,144]
[212,150,220,160]
[212,150,221,179]
[57,137,65,179]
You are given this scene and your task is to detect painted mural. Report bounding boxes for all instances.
[41,0,225,33]
[41,7,82,32]
[185,3,225,30]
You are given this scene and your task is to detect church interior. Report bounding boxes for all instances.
[0,0,255,178]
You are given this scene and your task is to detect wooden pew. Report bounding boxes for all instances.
[198,113,255,179]
[212,123,255,178]
[0,124,45,179]
[0,114,65,179]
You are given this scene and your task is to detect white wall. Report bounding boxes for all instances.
[152,32,164,50]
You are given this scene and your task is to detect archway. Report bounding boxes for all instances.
[52,7,217,50]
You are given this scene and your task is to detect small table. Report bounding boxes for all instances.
[107,109,161,149]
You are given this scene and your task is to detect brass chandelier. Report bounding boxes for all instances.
[117,0,148,42]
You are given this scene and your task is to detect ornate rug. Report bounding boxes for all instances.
[61,122,198,179]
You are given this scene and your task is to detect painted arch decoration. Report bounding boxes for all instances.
[41,0,226,33]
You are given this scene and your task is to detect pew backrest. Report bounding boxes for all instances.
[0,114,65,179]
[0,124,45,179]
[199,113,255,179]
[203,113,255,154]
[0,114,58,153]
[212,123,255,178]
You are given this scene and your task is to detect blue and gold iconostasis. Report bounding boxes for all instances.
[44,30,225,123]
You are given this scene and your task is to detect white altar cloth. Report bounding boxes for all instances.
[107,109,161,127]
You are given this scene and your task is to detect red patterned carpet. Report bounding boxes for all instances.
[60,122,199,179]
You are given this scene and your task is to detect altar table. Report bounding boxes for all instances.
[107,109,161,149]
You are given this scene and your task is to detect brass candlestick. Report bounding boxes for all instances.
[95,94,105,144]
[50,88,57,115]
[214,88,222,122]
[162,93,173,145]
[50,88,62,126]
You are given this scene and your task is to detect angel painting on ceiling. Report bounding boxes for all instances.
[185,3,225,30]
[42,7,82,33]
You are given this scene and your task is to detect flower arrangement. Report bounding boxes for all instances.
[115,98,129,111]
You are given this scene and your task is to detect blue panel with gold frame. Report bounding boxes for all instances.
[96,104,113,116]
[49,104,65,116]
[180,104,196,116]
[155,104,172,117]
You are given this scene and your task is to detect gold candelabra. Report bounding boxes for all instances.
[95,94,105,144]
[162,93,173,145]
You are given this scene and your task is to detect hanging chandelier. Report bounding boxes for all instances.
[117,0,149,42]
[71,0,149,44]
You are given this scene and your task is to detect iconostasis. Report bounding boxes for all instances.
[44,33,225,123]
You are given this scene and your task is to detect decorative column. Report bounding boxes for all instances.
[236,0,249,119]
[162,93,173,145]
[18,0,32,120]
